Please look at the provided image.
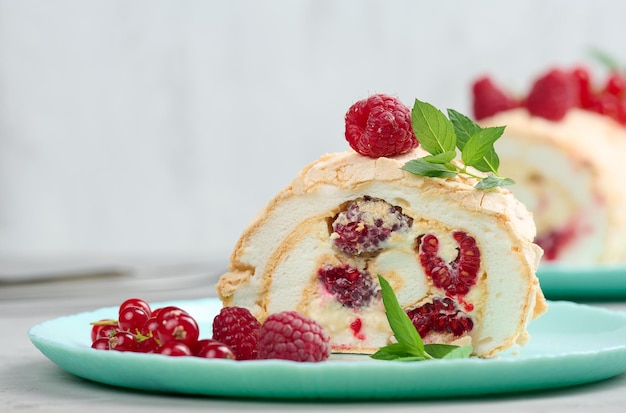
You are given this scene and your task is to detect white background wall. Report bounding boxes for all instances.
[1,0,624,265]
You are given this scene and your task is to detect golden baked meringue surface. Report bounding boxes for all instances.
[217,147,547,357]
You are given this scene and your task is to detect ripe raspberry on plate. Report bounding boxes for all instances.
[344,93,419,158]
[212,306,261,360]
[256,311,331,362]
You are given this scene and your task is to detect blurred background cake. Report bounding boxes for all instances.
[471,63,626,264]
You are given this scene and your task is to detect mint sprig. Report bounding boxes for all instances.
[588,47,622,72]
[401,99,514,190]
[371,275,473,361]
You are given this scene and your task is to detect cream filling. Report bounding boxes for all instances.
[224,184,540,356]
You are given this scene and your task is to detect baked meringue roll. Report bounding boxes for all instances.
[480,108,626,263]
[216,147,546,357]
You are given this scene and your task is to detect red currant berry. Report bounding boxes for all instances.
[155,306,188,324]
[109,331,138,352]
[90,319,118,342]
[118,306,150,333]
[141,316,160,337]
[91,337,111,350]
[157,313,200,347]
[119,298,152,317]
[157,341,192,357]
[136,336,160,353]
[194,339,236,360]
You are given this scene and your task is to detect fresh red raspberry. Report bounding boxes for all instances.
[525,68,579,121]
[212,306,261,360]
[257,311,331,362]
[471,76,519,120]
[589,93,623,121]
[571,66,593,109]
[344,94,418,158]
[603,71,625,98]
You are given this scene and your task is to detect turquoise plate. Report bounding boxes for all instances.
[29,298,626,400]
[537,264,626,300]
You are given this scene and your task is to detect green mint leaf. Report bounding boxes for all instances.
[370,342,412,360]
[389,356,429,362]
[371,348,426,361]
[423,343,459,358]
[412,99,456,155]
[447,108,507,174]
[447,108,481,151]
[475,175,515,190]
[403,99,514,191]
[472,147,500,174]
[588,47,621,71]
[377,275,424,356]
[373,274,474,362]
[460,126,505,170]
[441,345,473,359]
[423,150,457,164]
[424,343,472,359]
[401,158,458,178]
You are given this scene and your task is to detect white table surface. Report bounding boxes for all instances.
[2,258,626,413]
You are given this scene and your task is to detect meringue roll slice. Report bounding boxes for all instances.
[216,148,547,357]
[480,108,626,264]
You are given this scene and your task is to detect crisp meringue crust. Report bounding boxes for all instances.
[216,147,546,357]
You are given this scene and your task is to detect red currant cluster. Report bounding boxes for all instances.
[90,298,235,359]
[90,298,332,362]
[472,66,626,125]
